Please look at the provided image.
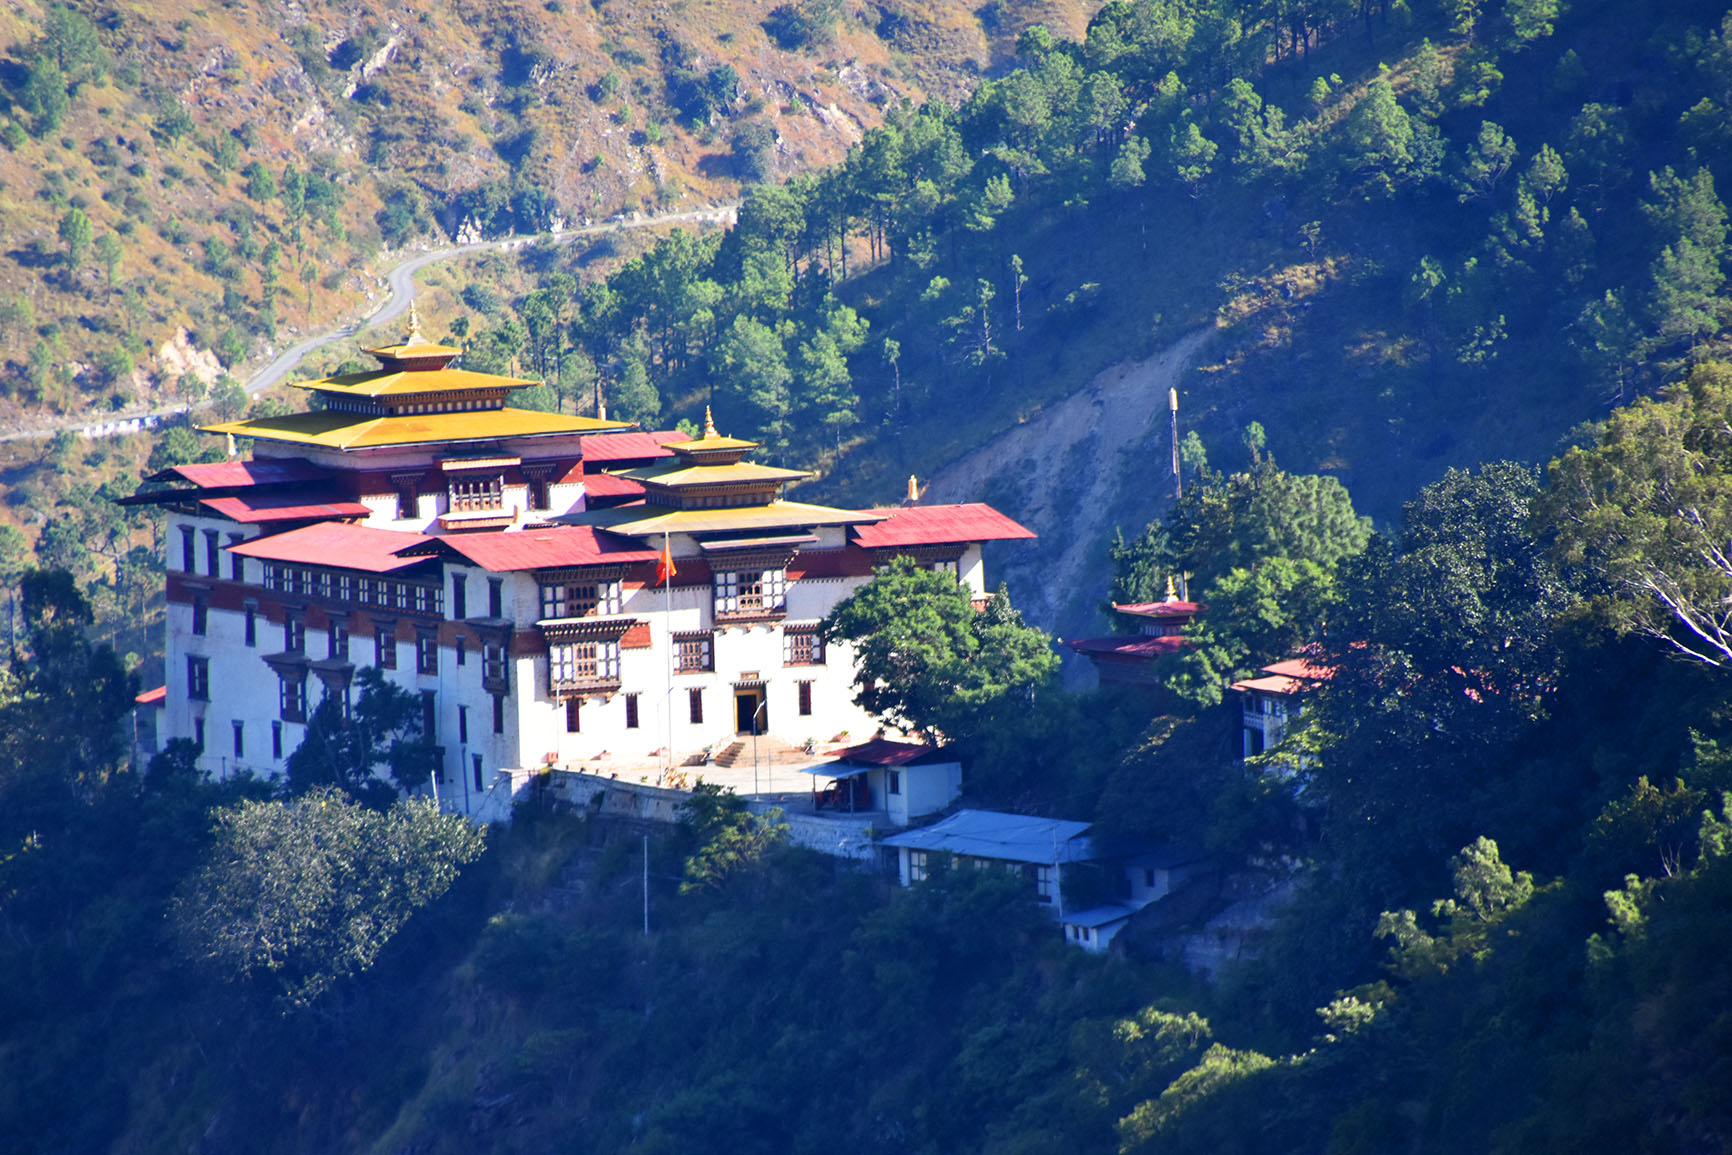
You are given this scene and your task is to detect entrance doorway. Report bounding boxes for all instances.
[734,687,766,735]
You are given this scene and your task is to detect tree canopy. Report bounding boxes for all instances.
[172,788,486,1008]
[820,556,1057,740]
[1547,361,1732,666]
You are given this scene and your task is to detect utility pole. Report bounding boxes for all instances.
[1169,386,1182,502]
[1170,387,1188,602]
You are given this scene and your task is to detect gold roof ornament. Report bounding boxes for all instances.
[1164,574,1178,602]
[906,474,920,505]
[406,301,426,346]
[703,406,719,440]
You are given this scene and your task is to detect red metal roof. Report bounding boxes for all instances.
[1066,635,1187,659]
[579,431,684,464]
[1114,600,1203,618]
[135,685,167,706]
[412,525,661,572]
[852,503,1035,548]
[228,523,433,573]
[581,472,648,499]
[833,738,955,766]
[1229,674,1310,695]
[157,458,331,489]
[199,490,372,523]
[1259,656,1335,681]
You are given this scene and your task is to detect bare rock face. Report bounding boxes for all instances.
[155,327,224,386]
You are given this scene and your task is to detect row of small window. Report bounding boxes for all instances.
[191,657,512,740]
[393,472,553,519]
[187,629,507,699]
[905,852,1055,902]
[180,526,245,579]
[668,626,823,673]
[188,716,290,762]
[191,606,493,675]
[553,683,817,732]
[536,569,790,623]
[263,564,444,615]
[193,704,506,785]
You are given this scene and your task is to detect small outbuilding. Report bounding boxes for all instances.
[799,738,962,825]
[878,808,1095,909]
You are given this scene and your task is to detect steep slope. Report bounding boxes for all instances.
[0,0,1098,424]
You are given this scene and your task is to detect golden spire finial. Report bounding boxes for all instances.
[1165,574,1178,602]
[405,302,425,346]
[906,474,920,504]
[703,406,718,440]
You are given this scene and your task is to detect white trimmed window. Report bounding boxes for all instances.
[714,568,787,616]
[540,579,622,619]
[548,640,620,688]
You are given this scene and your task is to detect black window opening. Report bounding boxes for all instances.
[458,705,468,744]
[271,720,283,760]
[565,696,581,733]
[472,754,484,790]
[798,680,813,716]
[689,687,704,725]
[179,525,196,572]
[421,690,437,743]
[232,721,244,758]
[452,576,467,620]
[279,673,307,723]
[192,596,208,636]
[204,529,221,577]
[187,655,210,701]
[488,579,504,618]
[625,693,640,729]
[492,694,505,734]
[416,632,439,676]
[228,533,245,581]
[244,606,257,647]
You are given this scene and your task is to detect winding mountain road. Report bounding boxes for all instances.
[18,203,737,443]
[242,203,738,397]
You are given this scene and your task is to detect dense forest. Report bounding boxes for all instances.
[6,0,1732,1150]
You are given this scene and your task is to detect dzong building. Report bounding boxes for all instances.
[127,314,1034,815]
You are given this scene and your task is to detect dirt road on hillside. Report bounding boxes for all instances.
[8,204,738,445]
[922,325,1216,637]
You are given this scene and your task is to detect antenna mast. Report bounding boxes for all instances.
[1169,387,1182,501]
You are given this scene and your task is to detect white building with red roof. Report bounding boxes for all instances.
[126,317,1035,813]
[1228,653,1334,757]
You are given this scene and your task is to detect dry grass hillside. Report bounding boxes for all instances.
[0,0,1096,426]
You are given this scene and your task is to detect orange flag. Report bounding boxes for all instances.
[656,535,677,586]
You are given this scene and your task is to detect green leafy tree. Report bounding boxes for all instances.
[172,788,485,1008]
[678,784,791,894]
[57,207,92,269]
[1169,118,1217,209]
[1454,121,1517,202]
[92,231,122,287]
[285,666,436,805]
[821,557,1057,740]
[1548,363,1732,666]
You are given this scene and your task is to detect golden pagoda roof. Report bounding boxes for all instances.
[359,339,466,360]
[203,408,629,451]
[292,367,536,397]
[572,500,884,538]
[612,460,811,486]
[358,303,463,362]
[663,406,760,455]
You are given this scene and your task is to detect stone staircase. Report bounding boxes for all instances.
[712,736,816,768]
